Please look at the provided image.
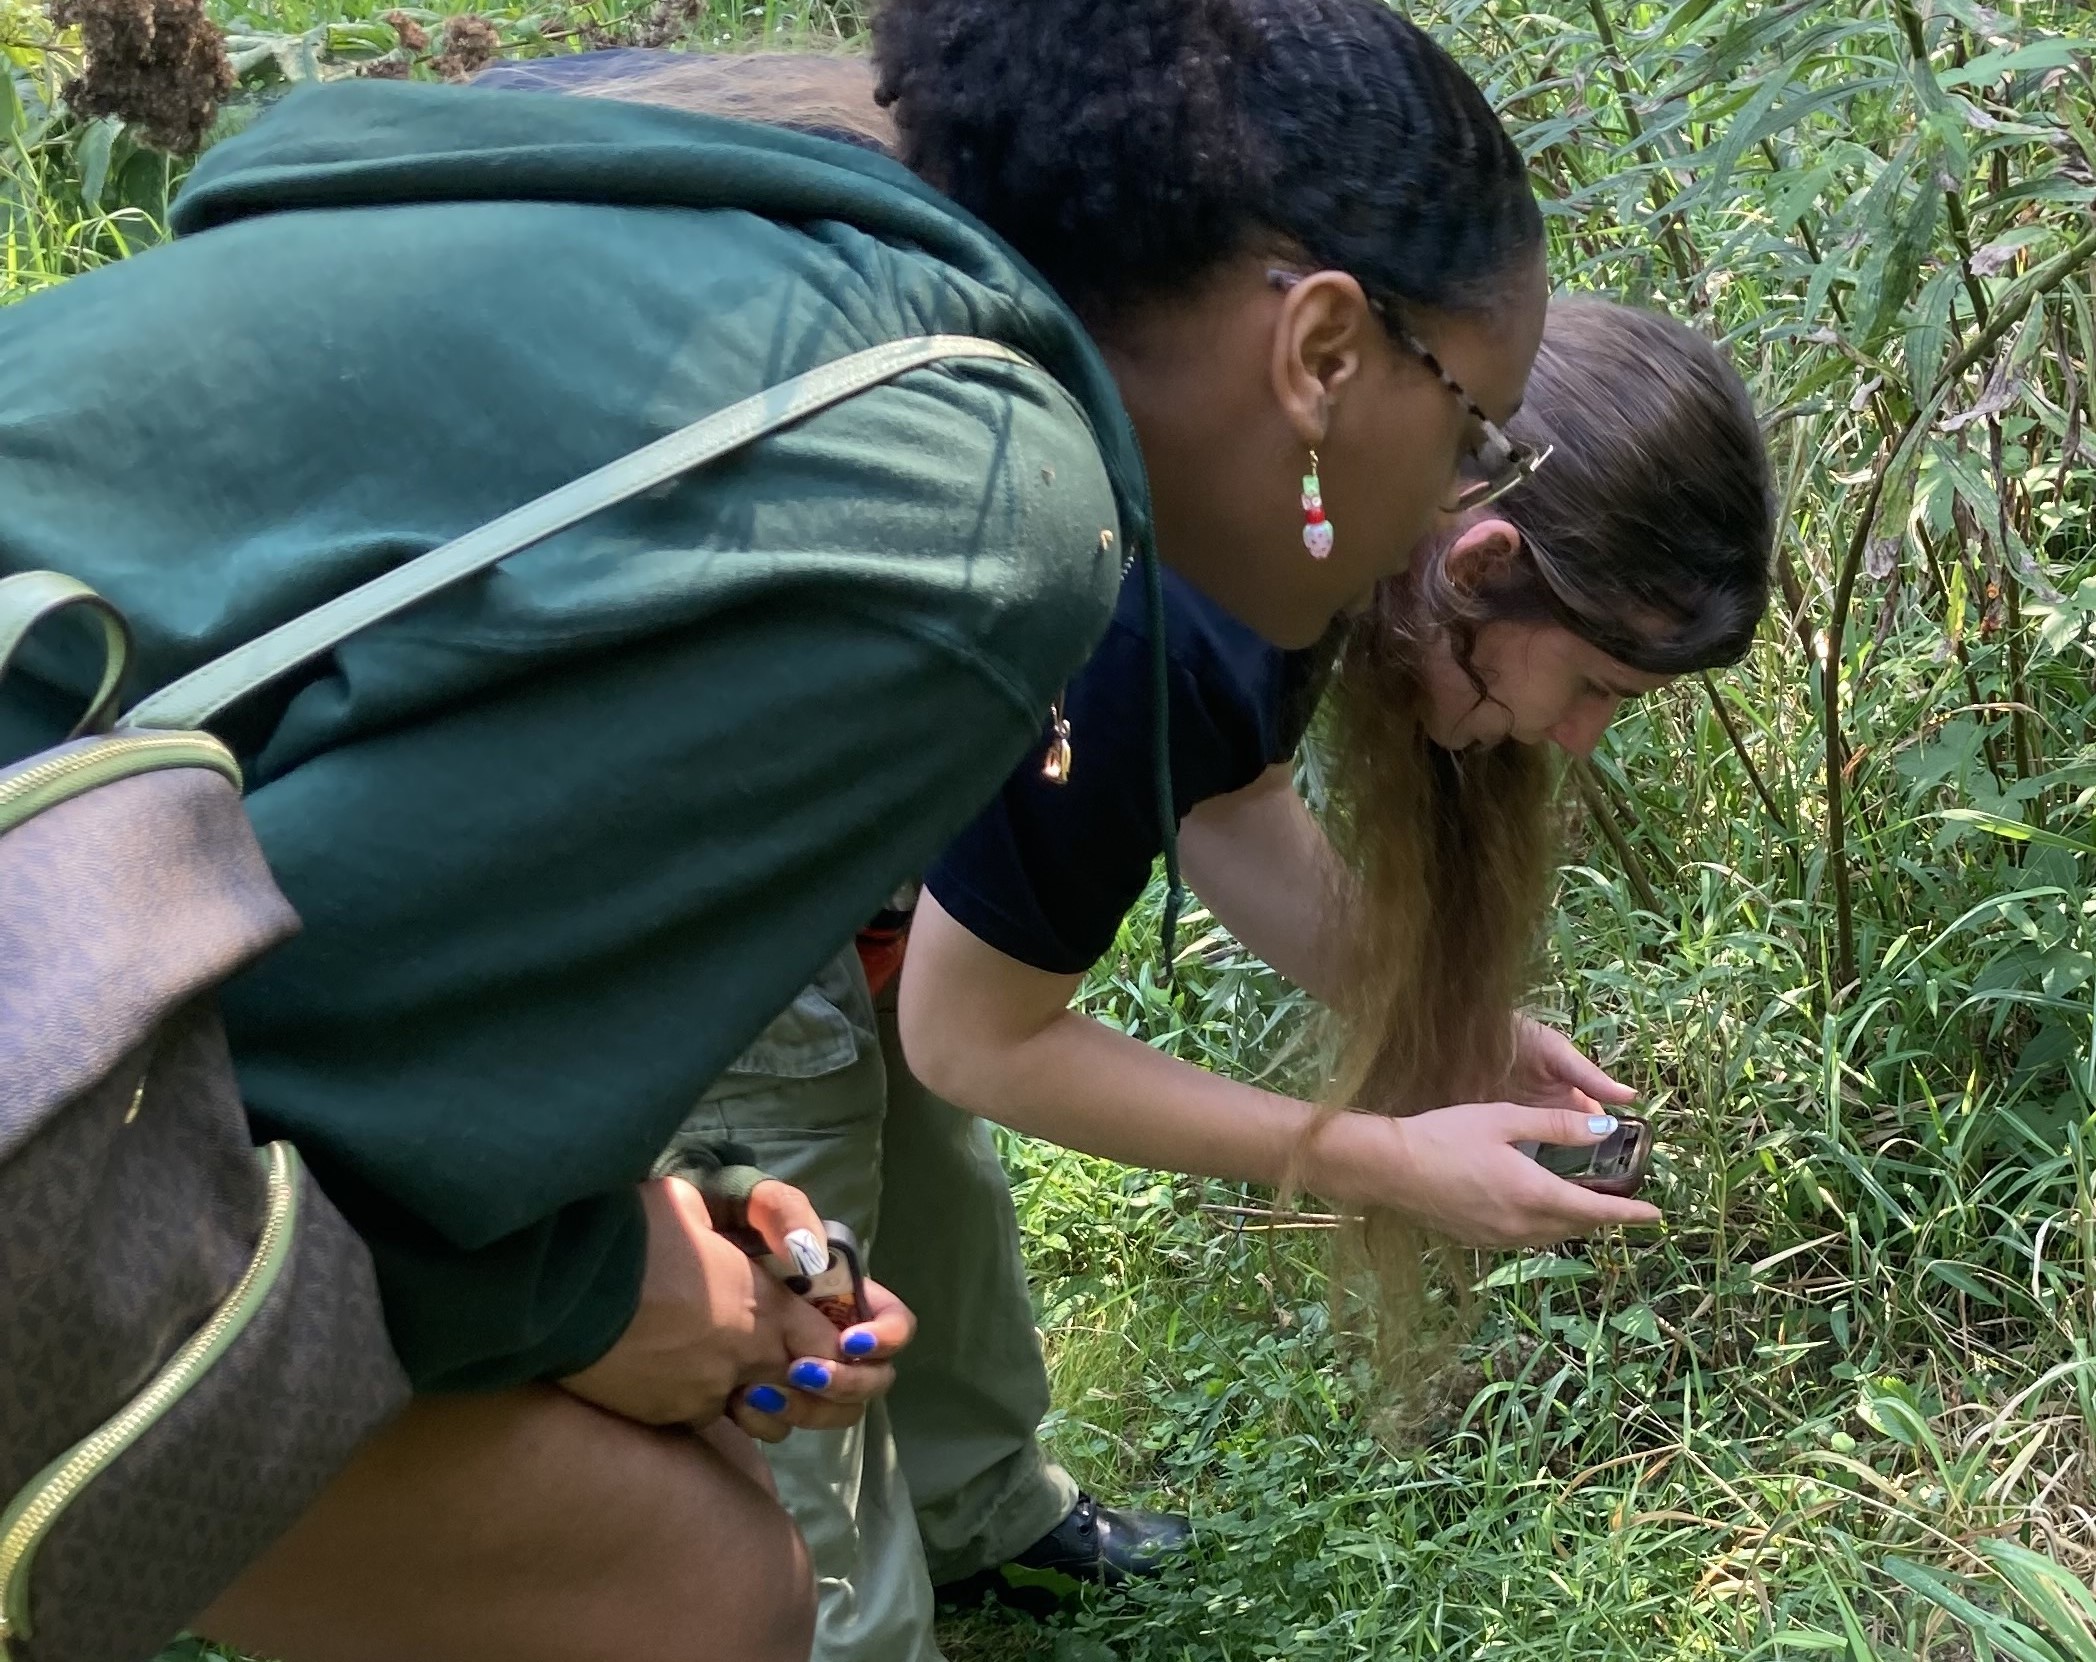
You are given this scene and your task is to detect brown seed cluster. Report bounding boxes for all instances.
[428,13,497,82]
[47,0,235,155]
[380,8,428,51]
[580,0,699,50]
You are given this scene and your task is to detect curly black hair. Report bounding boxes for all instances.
[870,0,1543,321]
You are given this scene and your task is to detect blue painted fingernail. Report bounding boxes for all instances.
[1588,1115,1619,1136]
[841,1328,877,1359]
[745,1384,788,1415]
[789,1360,833,1391]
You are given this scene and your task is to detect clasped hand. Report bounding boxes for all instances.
[560,1175,915,1443]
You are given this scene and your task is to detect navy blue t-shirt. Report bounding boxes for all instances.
[926,568,1332,975]
[469,49,661,91]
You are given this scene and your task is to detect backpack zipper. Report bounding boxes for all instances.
[0,1142,301,1645]
[0,732,241,835]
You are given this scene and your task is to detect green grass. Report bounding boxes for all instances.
[12,0,2096,1655]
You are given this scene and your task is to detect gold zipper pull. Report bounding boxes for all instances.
[1040,697,1072,786]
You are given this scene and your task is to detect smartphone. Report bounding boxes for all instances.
[760,1220,871,1331]
[1517,1116,1651,1198]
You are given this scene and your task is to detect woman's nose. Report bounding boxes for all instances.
[1549,698,1619,758]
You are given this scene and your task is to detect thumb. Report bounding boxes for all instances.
[745,1179,832,1281]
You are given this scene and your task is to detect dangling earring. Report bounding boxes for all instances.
[1040,691,1073,784]
[1301,450,1333,560]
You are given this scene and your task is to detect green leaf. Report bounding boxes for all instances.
[1941,810,2096,859]
[1480,1254,1598,1288]
[73,117,117,213]
[1822,1571,1884,1662]
[1856,1376,1929,1447]
[1905,264,1959,390]
[1858,149,1945,349]
[0,64,23,143]
[1689,66,1796,211]
[1895,718,1987,790]
[1885,1557,2067,1662]
[1924,1259,2003,1307]
[1609,1304,1664,1342]
[1767,155,1843,230]
[1977,1542,2096,1662]
[2034,578,2096,659]
[1946,558,1970,642]
[1938,40,2096,89]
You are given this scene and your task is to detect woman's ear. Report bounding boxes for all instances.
[1267,270,1379,447]
[1442,517,1523,592]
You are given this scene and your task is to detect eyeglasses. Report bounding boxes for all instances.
[1266,270,1551,513]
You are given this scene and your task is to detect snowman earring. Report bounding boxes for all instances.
[1301,450,1333,560]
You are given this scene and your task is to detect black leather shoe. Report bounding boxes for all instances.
[1013,1492,1192,1585]
[937,1492,1193,1611]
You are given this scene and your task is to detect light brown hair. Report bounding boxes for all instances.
[483,51,898,153]
[1311,299,1772,1395]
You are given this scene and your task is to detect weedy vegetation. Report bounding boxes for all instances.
[9,0,2096,1654]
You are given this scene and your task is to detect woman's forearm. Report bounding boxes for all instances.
[899,893,1661,1245]
[920,1003,1325,1187]
[1179,763,1352,1003]
[915,1003,1664,1244]
[902,886,1343,1191]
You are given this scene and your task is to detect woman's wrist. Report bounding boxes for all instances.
[1294,1107,1415,1211]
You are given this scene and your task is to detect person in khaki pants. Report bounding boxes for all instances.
[659,934,1092,1662]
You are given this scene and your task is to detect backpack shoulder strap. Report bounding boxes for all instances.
[122,335,1031,732]
[0,571,133,739]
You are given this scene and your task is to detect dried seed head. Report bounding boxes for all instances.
[47,0,235,155]
[430,13,498,82]
[381,8,428,51]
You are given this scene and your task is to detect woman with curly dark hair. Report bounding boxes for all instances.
[466,49,1770,1662]
[0,5,1548,1660]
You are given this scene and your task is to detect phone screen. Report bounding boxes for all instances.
[1533,1123,1642,1181]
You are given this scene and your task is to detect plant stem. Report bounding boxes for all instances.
[1700,672,1794,839]
[1585,0,1699,287]
[1572,759,1667,925]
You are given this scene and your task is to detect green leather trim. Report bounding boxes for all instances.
[0,571,133,738]
[0,732,243,837]
[0,1145,299,1643]
[122,335,1032,733]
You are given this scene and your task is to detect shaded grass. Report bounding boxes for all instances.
[11,0,2096,1654]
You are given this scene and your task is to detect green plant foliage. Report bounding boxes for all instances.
[9,0,2096,1656]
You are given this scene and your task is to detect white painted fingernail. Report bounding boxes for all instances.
[785,1229,829,1279]
[1588,1115,1618,1136]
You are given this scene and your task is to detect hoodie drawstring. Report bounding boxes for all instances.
[1140,541,1183,985]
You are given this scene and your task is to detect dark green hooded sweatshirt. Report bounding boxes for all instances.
[0,81,1147,1389]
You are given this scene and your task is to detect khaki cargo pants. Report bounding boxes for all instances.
[658,946,1075,1662]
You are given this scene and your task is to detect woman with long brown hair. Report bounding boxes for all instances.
[893,293,1772,1610]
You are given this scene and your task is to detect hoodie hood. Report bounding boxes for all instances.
[175,80,1154,571]
[186,74,1190,980]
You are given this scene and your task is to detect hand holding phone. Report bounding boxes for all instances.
[1516,1115,1651,1198]
[756,1221,872,1330]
